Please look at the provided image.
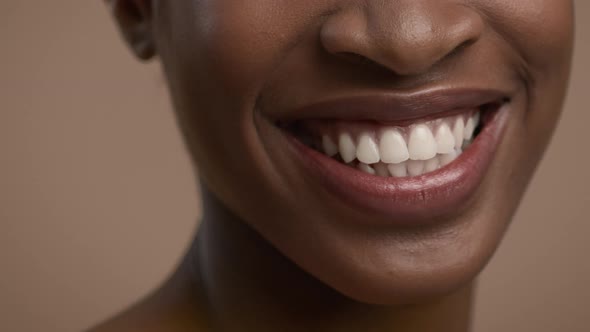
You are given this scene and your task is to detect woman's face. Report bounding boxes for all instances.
[142,0,573,304]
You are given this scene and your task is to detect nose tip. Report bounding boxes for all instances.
[320,3,484,76]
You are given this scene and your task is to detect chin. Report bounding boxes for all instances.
[263,202,514,305]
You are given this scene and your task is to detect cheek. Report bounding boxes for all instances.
[158,1,295,99]
[157,1,335,197]
[478,0,574,154]
[479,0,574,70]
[515,0,574,158]
[190,1,321,96]
[155,2,325,218]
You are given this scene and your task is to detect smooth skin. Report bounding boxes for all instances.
[93,1,574,331]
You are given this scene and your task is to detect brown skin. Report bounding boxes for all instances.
[93,0,573,331]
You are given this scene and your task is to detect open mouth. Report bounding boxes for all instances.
[279,101,501,178]
[267,89,512,223]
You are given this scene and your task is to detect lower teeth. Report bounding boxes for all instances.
[354,147,465,178]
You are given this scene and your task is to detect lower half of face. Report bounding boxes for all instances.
[155,0,573,304]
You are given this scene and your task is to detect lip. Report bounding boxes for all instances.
[275,88,508,125]
[266,89,512,225]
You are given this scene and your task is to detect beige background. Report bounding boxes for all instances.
[0,1,588,331]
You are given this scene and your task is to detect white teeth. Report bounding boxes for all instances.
[322,135,338,157]
[356,134,380,164]
[379,129,410,164]
[388,162,408,177]
[439,149,460,167]
[357,163,376,175]
[435,123,456,154]
[464,116,475,140]
[317,111,479,178]
[464,112,480,141]
[424,157,440,173]
[408,124,437,161]
[407,160,426,177]
[339,133,357,163]
[453,117,465,150]
[374,163,390,177]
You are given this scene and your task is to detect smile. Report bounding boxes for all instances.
[282,110,482,177]
[270,88,512,224]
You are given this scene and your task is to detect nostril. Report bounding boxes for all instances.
[337,52,380,67]
[446,38,476,59]
[336,52,400,76]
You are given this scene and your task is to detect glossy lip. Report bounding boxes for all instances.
[275,88,508,126]
[267,89,512,225]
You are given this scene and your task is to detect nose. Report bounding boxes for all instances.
[320,1,484,76]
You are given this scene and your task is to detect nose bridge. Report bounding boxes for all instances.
[320,1,484,76]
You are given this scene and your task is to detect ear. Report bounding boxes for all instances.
[105,0,155,60]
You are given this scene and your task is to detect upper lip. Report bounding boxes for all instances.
[275,88,509,124]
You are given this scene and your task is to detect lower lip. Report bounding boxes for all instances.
[284,105,510,225]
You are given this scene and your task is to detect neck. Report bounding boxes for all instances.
[181,187,474,332]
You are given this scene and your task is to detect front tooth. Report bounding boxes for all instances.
[424,157,440,173]
[339,133,357,163]
[435,123,455,154]
[407,160,425,176]
[387,162,407,177]
[408,124,437,160]
[358,163,376,175]
[379,129,410,163]
[322,135,338,156]
[439,149,459,167]
[464,116,475,140]
[374,163,390,177]
[356,133,380,164]
[453,117,465,149]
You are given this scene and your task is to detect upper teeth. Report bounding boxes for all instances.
[435,123,455,154]
[338,132,357,163]
[322,135,339,157]
[357,133,381,164]
[379,129,409,164]
[320,112,480,177]
[407,124,438,160]
[453,117,465,149]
